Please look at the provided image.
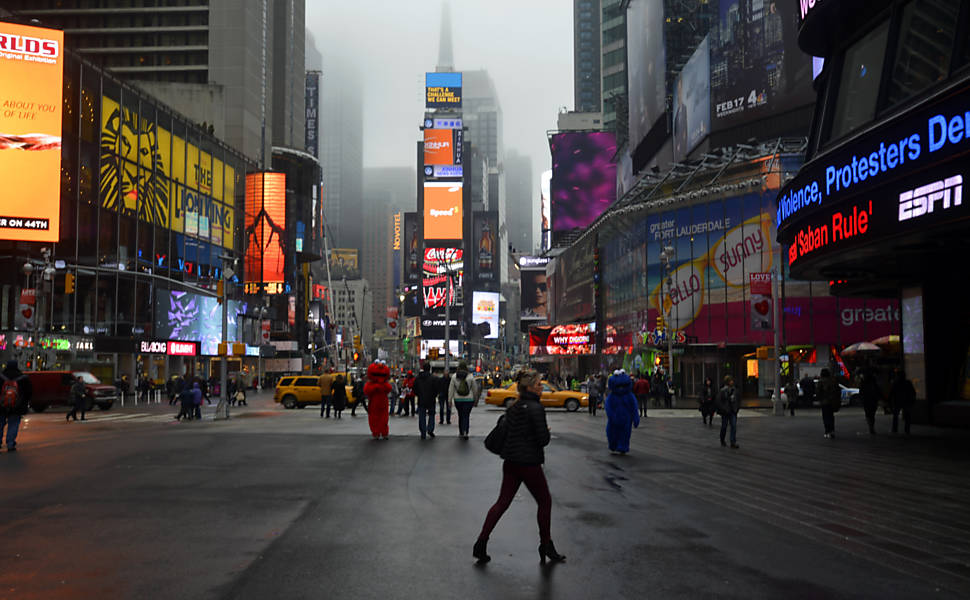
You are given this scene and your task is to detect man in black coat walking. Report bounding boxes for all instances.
[1,359,33,452]
[414,362,437,439]
[436,368,451,425]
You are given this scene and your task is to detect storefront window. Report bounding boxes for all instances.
[886,0,958,107]
[829,21,890,142]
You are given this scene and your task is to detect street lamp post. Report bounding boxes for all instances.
[216,255,237,420]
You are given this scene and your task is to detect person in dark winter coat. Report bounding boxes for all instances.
[715,375,740,449]
[331,374,348,418]
[413,362,437,439]
[817,368,841,438]
[192,382,203,420]
[436,368,452,425]
[473,368,565,565]
[699,377,716,426]
[1,359,33,452]
[888,368,916,435]
[633,373,651,418]
[605,370,640,454]
[66,375,87,422]
[859,368,882,435]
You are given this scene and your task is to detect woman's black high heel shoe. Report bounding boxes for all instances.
[473,538,491,563]
[538,540,566,564]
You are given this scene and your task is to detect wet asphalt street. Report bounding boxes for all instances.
[2,392,970,599]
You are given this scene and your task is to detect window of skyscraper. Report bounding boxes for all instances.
[886,0,958,108]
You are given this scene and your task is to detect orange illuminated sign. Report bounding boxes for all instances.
[424,129,454,166]
[244,172,287,294]
[423,182,463,241]
[0,22,63,242]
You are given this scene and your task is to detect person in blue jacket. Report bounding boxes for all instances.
[605,370,640,454]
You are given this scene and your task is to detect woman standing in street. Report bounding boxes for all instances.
[331,374,347,419]
[449,361,478,439]
[700,377,716,426]
[474,368,565,565]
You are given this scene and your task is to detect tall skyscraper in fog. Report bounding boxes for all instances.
[574,0,602,113]
[6,0,305,165]
[601,0,627,136]
[504,150,534,256]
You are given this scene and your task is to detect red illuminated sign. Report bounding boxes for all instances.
[788,200,873,265]
[167,341,197,356]
[244,172,287,294]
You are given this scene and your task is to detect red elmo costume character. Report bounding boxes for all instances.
[364,361,391,439]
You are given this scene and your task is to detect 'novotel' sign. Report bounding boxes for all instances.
[777,84,970,231]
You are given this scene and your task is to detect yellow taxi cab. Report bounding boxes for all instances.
[274,373,357,409]
[485,380,588,412]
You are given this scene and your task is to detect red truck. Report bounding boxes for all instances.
[25,371,118,412]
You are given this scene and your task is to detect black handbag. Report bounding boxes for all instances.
[483,414,507,456]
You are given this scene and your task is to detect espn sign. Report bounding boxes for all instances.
[898,175,962,222]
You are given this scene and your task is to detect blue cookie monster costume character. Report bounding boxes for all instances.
[605,370,640,454]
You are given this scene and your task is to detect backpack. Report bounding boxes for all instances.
[456,375,470,397]
[1,374,22,411]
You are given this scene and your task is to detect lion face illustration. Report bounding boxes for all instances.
[99,100,169,227]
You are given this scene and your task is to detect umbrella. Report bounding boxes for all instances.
[871,334,901,353]
[842,341,882,356]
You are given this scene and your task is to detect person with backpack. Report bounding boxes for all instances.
[450,361,478,439]
[66,374,87,422]
[473,368,564,565]
[414,362,437,439]
[715,375,740,449]
[817,368,841,439]
[1,360,32,452]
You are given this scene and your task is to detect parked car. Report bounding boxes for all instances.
[273,373,357,409]
[797,380,859,406]
[25,370,118,412]
[485,381,588,412]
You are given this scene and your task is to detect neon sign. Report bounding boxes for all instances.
[788,200,873,264]
[898,175,962,222]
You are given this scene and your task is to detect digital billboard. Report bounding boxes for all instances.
[672,36,711,162]
[529,323,594,356]
[472,291,500,339]
[520,269,548,322]
[472,211,499,284]
[420,339,460,360]
[423,182,463,240]
[710,0,813,132]
[549,132,617,240]
[420,312,461,339]
[403,212,421,283]
[0,22,64,242]
[100,97,236,249]
[422,247,463,309]
[423,128,463,166]
[244,172,287,295]
[540,170,552,251]
[426,72,462,109]
[328,248,360,279]
[155,289,247,356]
[626,0,667,153]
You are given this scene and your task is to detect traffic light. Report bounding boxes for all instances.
[352,351,361,363]
[353,334,362,350]
[429,348,440,360]
[64,272,75,294]
[216,279,224,304]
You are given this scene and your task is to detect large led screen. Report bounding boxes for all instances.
[155,289,247,356]
[472,291,500,339]
[710,0,813,132]
[549,132,617,237]
[626,0,666,153]
[423,128,463,166]
[520,269,548,321]
[472,211,498,284]
[426,72,462,109]
[0,22,64,242]
[423,182,463,240]
[244,172,286,295]
[422,247,463,309]
[672,36,711,162]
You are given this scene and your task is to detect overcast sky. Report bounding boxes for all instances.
[306,0,573,181]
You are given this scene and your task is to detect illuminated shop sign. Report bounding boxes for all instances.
[140,341,167,354]
[433,118,462,129]
[167,341,197,356]
[139,340,197,355]
[518,256,551,269]
[777,88,970,229]
[393,213,402,251]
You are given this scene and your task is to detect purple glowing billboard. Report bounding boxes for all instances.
[549,132,617,242]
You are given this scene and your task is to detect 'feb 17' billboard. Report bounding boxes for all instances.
[0,22,64,242]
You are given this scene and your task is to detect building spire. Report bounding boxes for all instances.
[436,1,454,72]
